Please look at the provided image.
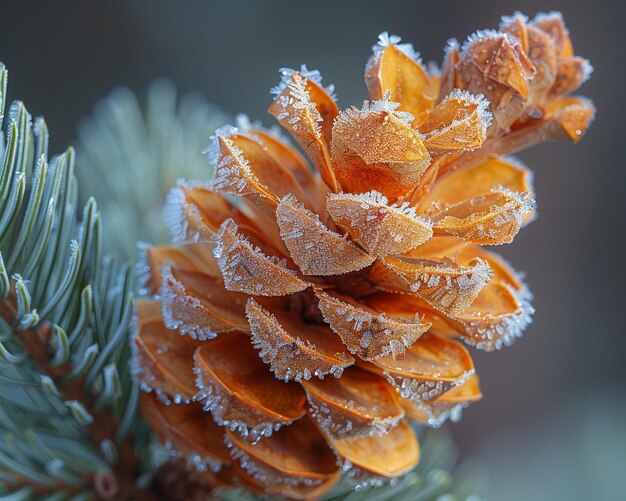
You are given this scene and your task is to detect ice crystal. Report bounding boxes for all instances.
[212,218,309,295]
[193,367,291,444]
[388,369,475,403]
[191,331,307,448]
[376,256,493,316]
[421,89,492,152]
[429,187,535,245]
[331,93,431,198]
[246,299,354,382]
[327,190,433,257]
[160,264,219,340]
[306,398,402,441]
[276,194,374,276]
[371,32,422,64]
[301,365,406,443]
[458,285,535,351]
[270,64,337,101]
[163,181,215,244]
[208,132,257,194]
[339,92,416,127]
[315,289,429,361]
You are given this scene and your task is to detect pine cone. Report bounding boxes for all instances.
[133,12,593,499]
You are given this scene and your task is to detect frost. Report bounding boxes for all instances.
[547,97,596,141]
[460,29,513,57]
[207,117,319,208]
[330,93,432,198]
[444,37,460,57]
[339,91,416,127]
[407,397,470,428]
[160,264,224,340]
[163,186,196,241]
[386,369,475,403]
[163,182,208,244]
[204,126,287,212]
[307,398,402,442]
[412,246,535,351]
[208,133,255,194]
[366,330,476,406]
[530,12,575,63]
[421,89,492,153]
[455,25,537,130]
[323,421,419,480]
[246,298,353,382]
[315,289,429,361]
[389,340,404,358]
[268,67,340,191]
[499,11,530,28]
[457,283,535,351]
[326,190,433,257]
[224,418,338,491]
[225,437,327,490]
[375,256,493,316]
[212,218,309,296]
[580,59,594,83]
[532,10,568,29]
[193,367,294,445]
[400,373,482,428]
[132,302,201,405]
[276,194,374,276]
[227,436,303,487]
[132,332,193,407]
[141,394,230,474]
[340,463,390,491]
[192,333,306,445]
[371,32,422,64]
[270,64,337,101]
[161,438,224,474]
[307,399,354,439]
[428,187,535,245]
[365,32,437,128]
[303,369,404,440]
[271,71,323,137]
[204,124,238,169]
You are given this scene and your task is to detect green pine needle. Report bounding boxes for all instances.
[0,62,148,499]
[76,81,228,260]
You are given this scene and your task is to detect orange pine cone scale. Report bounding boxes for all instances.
[133,11,594,498]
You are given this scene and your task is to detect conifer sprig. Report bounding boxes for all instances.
[76,81,228,260]
[0,62,148,500]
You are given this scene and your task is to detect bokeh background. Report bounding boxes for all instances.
[1,1,624,499]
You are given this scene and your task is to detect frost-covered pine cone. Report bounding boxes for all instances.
[133,12,594,499]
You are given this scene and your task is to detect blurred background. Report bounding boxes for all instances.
[1,1,624,499]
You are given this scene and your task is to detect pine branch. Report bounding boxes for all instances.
[0,62,150,500]
[75,81,228,260]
